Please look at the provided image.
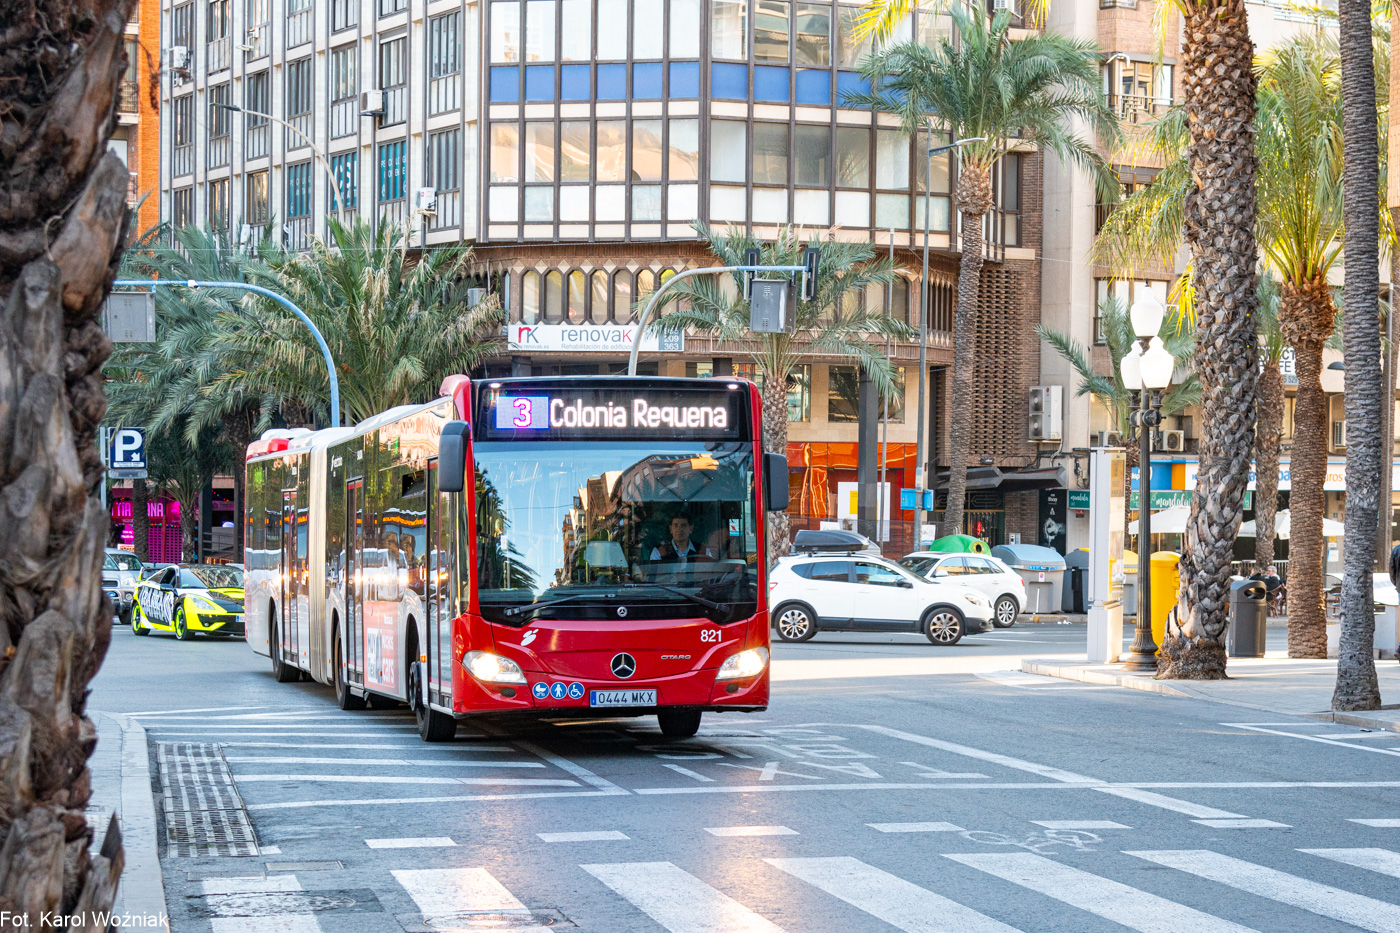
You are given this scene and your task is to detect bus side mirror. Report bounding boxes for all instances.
[763,452,789,512]
[438,421,469,493]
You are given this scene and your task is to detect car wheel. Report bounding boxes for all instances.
[658,709,703,738]
[774,604,817,642]
[172,607,188,641]
[131,603,150,636]
[924,607,965,646]
[993,596,1019,628]
[334,630,366,711]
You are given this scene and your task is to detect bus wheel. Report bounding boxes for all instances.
[334,631,366,711]
[658,709,702,738]
[410,660,456,742]
[270,611,299,683]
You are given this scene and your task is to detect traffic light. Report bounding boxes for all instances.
[743,248,761,300]
[801,247,820,301]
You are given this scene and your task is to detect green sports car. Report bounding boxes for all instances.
[132,564,245,640]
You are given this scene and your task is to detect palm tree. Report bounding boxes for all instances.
[649,224,908,559]
[1096,35,1341,666]
[1333,0,1385,710]
[849,8,1119,535]
[1252,276,1286,574]
[208,217,504,425]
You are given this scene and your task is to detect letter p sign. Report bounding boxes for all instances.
[109,428,146,470]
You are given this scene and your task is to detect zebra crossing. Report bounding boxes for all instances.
[192,846,1400,933]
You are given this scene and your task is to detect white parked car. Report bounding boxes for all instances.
[768,553,993,645]
[897,552,1025,629]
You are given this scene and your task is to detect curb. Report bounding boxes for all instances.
[1020,659,1192,698]
[101,712,169,927]
[1304,710,1400,733]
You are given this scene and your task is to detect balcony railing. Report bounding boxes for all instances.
[245,23,268,59]
[246,123,270,160]
[286,112,313,150]
[377,198,407,229]
[1109,93,1171,124]
[428,74,460,115]
[331,99,357,138]
[429,190,461,229]
[127,172,139,207]
[208,134,230,168]
[119,79,139,114]
[286,7,312,48]
[381,86,407,126]
[206,36,231,72]
[173,144,193,177]
[283,216,313,251]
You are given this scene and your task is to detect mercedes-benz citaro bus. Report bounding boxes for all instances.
[244,375,789,741]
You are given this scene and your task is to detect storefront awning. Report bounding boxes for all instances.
[934,466,1066,491]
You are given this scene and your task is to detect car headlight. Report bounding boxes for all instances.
[190,596,222,613]
[716,647,769,681]
[464,650,526,684]
[962,593,987,607]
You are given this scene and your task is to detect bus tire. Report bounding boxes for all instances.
[270,609,299,683]
[334,627,366,711]
[410,659,456,742]
[658,709,702,738]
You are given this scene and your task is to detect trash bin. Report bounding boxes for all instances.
[1148,552,1181,651]
[1227,579,1268,658]
[1063,548,1089,613]
[992,544,1067,616]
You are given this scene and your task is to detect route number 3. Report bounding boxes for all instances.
[699,629,720,643]
[512,398,532,428]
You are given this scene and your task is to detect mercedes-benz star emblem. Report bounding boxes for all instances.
[610,653,637,679]
[617,606,628,618]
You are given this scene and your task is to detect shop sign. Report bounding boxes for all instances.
[1067,490,1091,510]
[507,323,683,353]
[1127,489,1252,510]
[1182,460,1396,493]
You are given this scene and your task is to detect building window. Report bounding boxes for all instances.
[245,71,270,159]
[587,270,607,322]
[560,121,591,182]
[711,121,747,183]
[522,270,541,323]
[633,121,664,182]
[753,123,789,186]
[285,161,313,249]
[428,12,462,114]
[567,270,587,323]
[754,0,790,61]
[171,2,194,50]
[712,0,747,60]
[794,124,830,187]
[836,5,871,67]
[330,150,358,211]
[331,46,358,139]
[285,58,313,149]
[207,0,231,71]
[332,0,357,32]
[787,364,811,422]
[594,121,626,182]
[426,128,461,228]
[379,36,408,126]
[561,0,592,60]
[493,0,522,62]
[1095,278,1169,343]
[245,170,269,225]
[286,0,313,48]
[598,0,627,58]
[378,140,407,202]
[997,153,1020,247]
[526,0,557,61]
[172,186,193,228]
[171,94,193,176]
[542,270,564,323]
[208,179,229,230]
[380,0,408,17]
[634,0,664,58]
[671,0,700,56]
[207,84,230,168]
[794,2,830,65]
[1100,0,1137,8]
[1102,57,1172,123]
[612,272,634,323]
[245,0,269,56]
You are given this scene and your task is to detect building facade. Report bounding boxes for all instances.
[115,0,163,233]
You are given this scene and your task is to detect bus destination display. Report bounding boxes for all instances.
[480,385,746,440]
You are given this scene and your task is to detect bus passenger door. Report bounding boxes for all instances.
[281,490,298,664]
[346,479,364,685]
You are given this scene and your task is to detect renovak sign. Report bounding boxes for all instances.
[508,324,683,353]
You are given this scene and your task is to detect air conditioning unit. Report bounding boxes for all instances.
[1159,429,1186,453]
[238,223,255,248]
[169,45,188,70]
[1094,430,1123,447]
[414,186,437,214]
[992,0,1018,12]
[360,89,384,115]
[1028,385,1063,441]
[1333,420,1348,448]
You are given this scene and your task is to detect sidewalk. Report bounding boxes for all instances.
[88,711,169,929]
[1022,653,1400,730]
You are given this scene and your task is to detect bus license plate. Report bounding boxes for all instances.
[590,689,657,708]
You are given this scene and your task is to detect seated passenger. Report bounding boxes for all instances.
[649,514,713,565]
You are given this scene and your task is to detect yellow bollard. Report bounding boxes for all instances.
[1149,551,1182,652]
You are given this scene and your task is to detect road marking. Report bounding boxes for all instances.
[1300,848,1400,879]
[201,875,301,895]
[867,822,965,833]
[146,730,419,737]
[899,762,989,779]
[1127,849,1400,933]
[146,722,418,730]
[537,831,629,842]
[1226,723,1400,759]
[766,856,1021,933]
[662,764,715,782]
[1192,819,1290,829]
[512,739,630,795]
[129,706,269,716]
[392,866,529,918]
[1095,787,1245,819]
[214,742,504,750]
[705,825,797,837]
[260,845,282,855]
[1031,821,1130,830]
[245,789,619,810]
[1352,819,1400,827]
[717,762,821,780]
[582,862,785,933]
[365,837,457,848]
[233,774,579,787]
[851,724,1103,784]
[224,756,543,767]
[948,852,1260,933]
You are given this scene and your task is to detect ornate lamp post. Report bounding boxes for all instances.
[1122,291,1175,672]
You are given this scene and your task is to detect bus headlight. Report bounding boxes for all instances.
[715,647,769,681]
[464,650,526,684]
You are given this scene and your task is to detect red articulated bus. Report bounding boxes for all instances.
[244,376,788,741]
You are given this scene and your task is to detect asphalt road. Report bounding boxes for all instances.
[91,621,1399,933]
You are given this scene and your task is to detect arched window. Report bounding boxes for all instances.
[500,271,516,322]
[657,268,681,314]
[567,270,587,323]
[635,269,656,319]
[544,270,564,323]
[612,271,634,323]
[521,271,541,324]
[891,276,909,324]
[589,270,609,323]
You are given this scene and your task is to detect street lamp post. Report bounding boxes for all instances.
[212,102,347,217]
[914,134,985,549]
[1121,291,1174,672]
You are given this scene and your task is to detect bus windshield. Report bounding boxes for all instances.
[474,441,758,624]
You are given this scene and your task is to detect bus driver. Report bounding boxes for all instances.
[649,513,713,566]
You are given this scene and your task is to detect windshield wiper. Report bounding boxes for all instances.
[502,593,609,619]
[620,583,722,611]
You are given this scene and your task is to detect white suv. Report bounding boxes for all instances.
[898,552,1025,628]
[768,554,993,645]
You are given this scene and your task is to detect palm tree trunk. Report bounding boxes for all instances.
[1158,0,1259,679]
[132,478,150,562]
[1332,0,1383,710]
[943,165,992,537]
[226,408,255,563]
[180,490,199,563]
[1253,356,1283,568]
[0,0,134,921]
[1282,288,1333,659]
[760,371,791,563]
